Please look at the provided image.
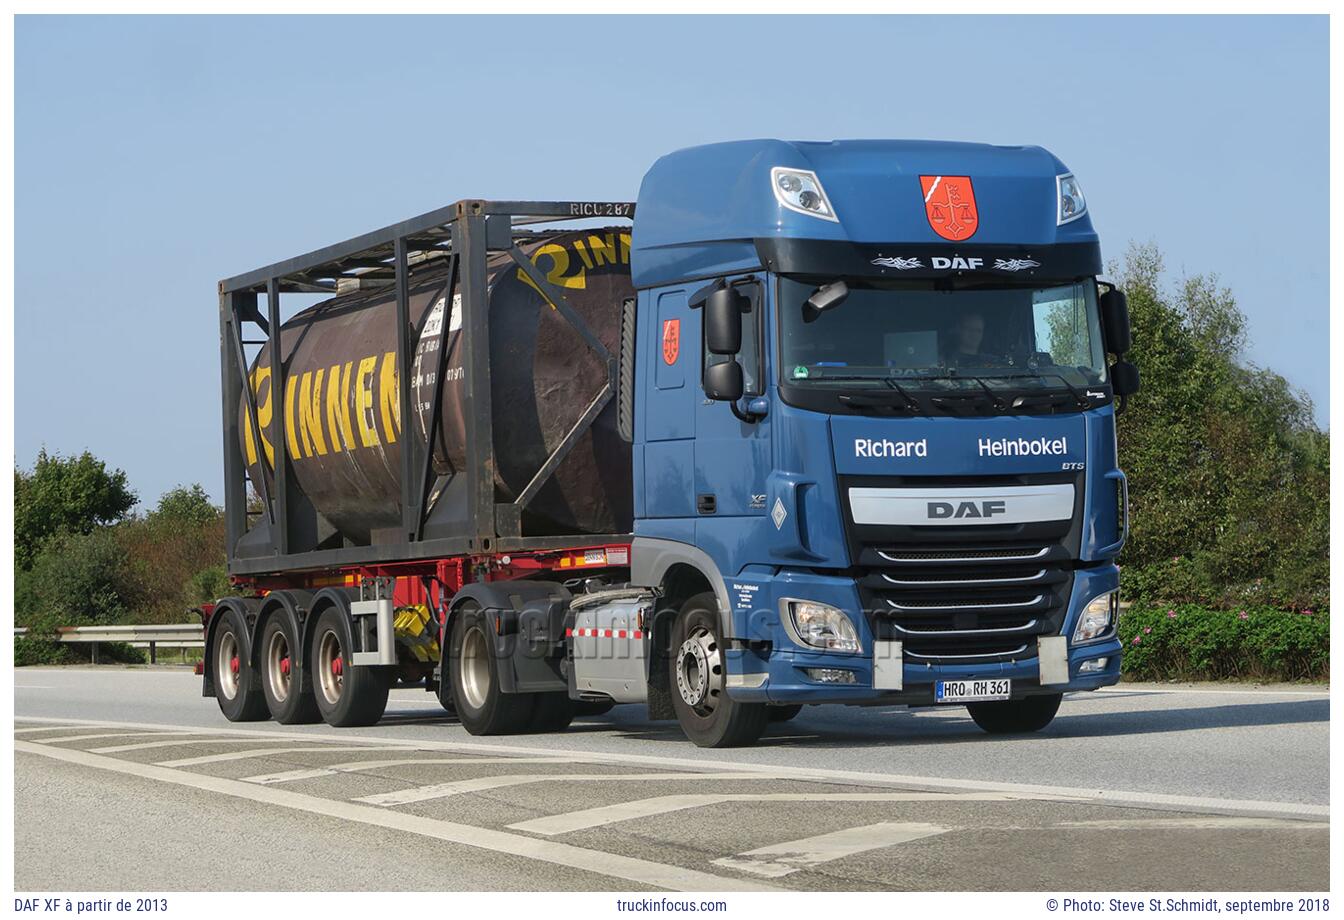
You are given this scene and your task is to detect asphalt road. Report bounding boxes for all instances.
[13,667,1330,891]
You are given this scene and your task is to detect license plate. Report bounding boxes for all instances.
[935,678,1011,702]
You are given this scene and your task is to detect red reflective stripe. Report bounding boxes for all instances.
[617,630,627,638]
[633,630,643,639]
[565,628,573,637]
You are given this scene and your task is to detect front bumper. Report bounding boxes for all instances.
[724,563,1122,705]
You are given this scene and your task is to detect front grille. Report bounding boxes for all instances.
[858,541,1073,661]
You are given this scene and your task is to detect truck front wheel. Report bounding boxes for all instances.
[670,593,768,748]
[967,693,1062,734]
[448,601,535,735]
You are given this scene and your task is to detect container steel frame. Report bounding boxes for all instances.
[218,199,636,577]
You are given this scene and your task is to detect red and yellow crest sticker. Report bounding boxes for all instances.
[662,319,680,365]
[920,175,979,241]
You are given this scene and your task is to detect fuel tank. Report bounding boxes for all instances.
[240,230,634,543]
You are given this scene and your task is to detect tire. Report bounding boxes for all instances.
[526,693,576,733]
[259,614,320,725]
[574,698,616,717]
[448,601,534,735]
[310,606,390,727]
[211,605,269,722]
[768,704,804,723]
[669,593,769,748]
[967,693,1063,734]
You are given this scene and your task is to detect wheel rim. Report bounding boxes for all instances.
[459,625,490,712]
[266,628,291,704]
[216,628,239,701]
[317,628,344,706]
[675,625,722,717]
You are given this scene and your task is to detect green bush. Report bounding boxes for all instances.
[19,528,131,633]
[1118,604,1327,682]
[14,636,146,667]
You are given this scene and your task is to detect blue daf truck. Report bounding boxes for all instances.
[209,138,1137,748]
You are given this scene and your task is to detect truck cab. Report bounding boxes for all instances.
[626,139,1138,744]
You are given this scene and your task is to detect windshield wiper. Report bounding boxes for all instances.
[997,371,1091,409]
[811,373,920,413]
[901,371,1011,413]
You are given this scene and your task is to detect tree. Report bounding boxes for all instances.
[14,450,137,570]
[148,484,219,528]
[1114,243,1328,609]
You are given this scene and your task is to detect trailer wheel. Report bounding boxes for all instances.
[768,704,804,723]
[670,593,768,748]
[310,606,390,727]
[526,693,576,733]
[448,601,534,735]
[259,615,320,724]
[211,606,268,722]
[967,693,1063,734]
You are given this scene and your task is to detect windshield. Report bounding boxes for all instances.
[779,278,1108,393]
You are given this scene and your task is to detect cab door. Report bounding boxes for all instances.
[693,277,773,560]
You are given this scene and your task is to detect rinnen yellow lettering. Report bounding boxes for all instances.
[326,362,355,452]
[284,374,302,460]
[619,231,631,263]
[587,233,617,267]
[299,369,327,456]
[244,365,275,468]
[357,355,380,447]
[379,351,399,443]
[572,238,594,269]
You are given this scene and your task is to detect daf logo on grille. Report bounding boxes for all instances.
[928,500,1007,520]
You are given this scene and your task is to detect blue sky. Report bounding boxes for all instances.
[15,15,1329,506]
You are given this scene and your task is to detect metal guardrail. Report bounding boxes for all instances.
[14,624,203,664]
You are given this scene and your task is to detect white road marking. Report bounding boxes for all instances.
[13,714,1328,821]
[244,756,596,785]
[15,740,778,892]
[509,791,1017,836]
[1094,686,1329,698]
[34,731,203,745]
[713,822,951,878]
[13,725,84,735]
[1050,817,1330,830]
[91,737,329,754]
[356,771,796,807]
[159,746,426,768]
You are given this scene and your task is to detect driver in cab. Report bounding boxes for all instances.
[945,311,998,366]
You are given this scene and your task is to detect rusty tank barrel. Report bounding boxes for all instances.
[240,230,634,544]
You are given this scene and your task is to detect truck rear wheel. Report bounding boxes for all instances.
[526,693,576,733]
[260,615,320,724]
[670,593,768,748]
[310,606,390,727]
[967,693,1063,734]
[211,606,269,722]
[449,601,535,735]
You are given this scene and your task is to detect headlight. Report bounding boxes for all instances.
[1057,173,1087,225]
[788,601,859,652]
[771,167,838,222]
[1072,591,1117,643]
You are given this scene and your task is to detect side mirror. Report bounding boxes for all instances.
[705,287,747,355]
[803,280,849,324]
[1111,360,1140,397]
[703,359,744,402]
[1100,288,1132,355]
